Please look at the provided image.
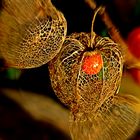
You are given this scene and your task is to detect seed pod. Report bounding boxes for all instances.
[49,32,140,140]
[49,32,123,108]
[48,6,140,140]
[0,0,67,68]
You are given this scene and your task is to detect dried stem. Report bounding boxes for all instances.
[85,0,140,69]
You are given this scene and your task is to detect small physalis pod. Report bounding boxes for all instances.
[49,7,140,140]
[0,0,67,68]
[49,31,123,109]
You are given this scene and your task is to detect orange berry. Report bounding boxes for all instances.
[82,52,103,75]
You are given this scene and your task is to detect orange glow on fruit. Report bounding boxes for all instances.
[82,52,103,75]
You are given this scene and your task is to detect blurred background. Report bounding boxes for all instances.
[0,0,140,139]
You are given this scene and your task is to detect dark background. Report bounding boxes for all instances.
[0,0,140,139]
